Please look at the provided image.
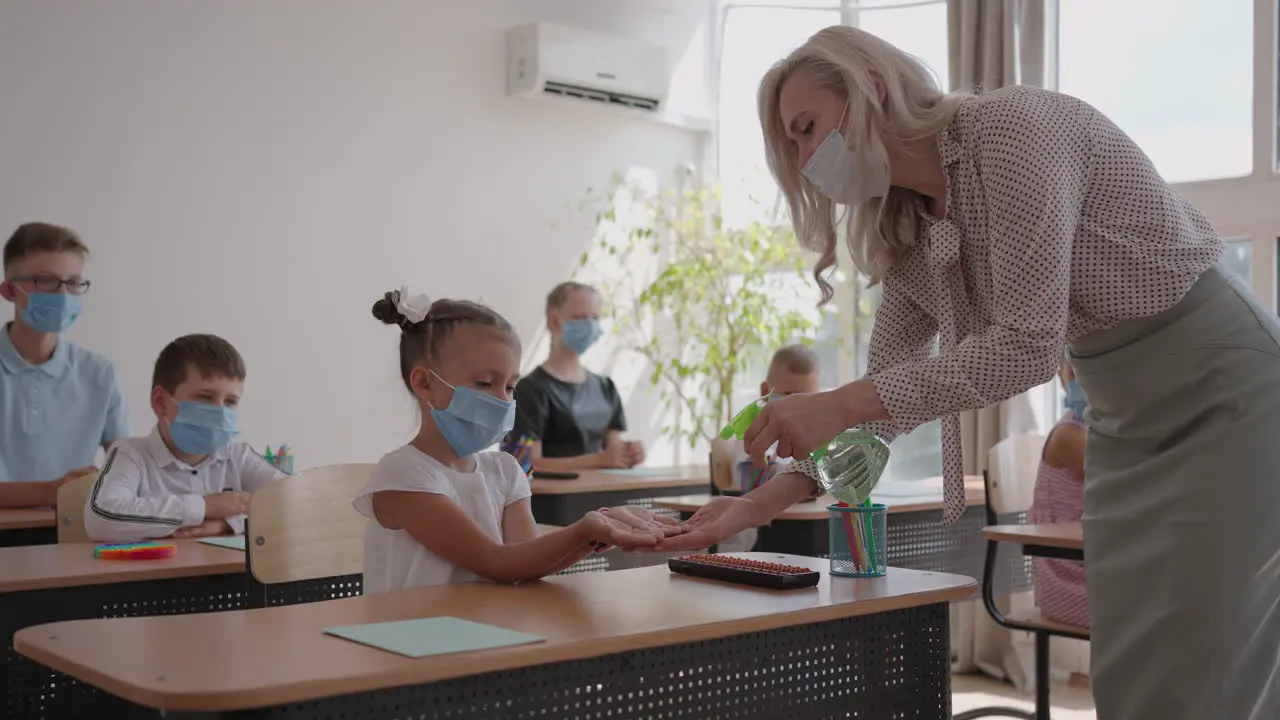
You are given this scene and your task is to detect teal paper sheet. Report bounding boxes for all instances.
[324,616,545,658]
[197,536,247,551]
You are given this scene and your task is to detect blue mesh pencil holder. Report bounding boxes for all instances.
[828,503,887,577]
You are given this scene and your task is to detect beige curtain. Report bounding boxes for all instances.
[943,0,1091,690]
[945,0,1050,488]
[948,0,1048,93]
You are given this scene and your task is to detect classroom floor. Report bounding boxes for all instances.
[953,673,1096,718]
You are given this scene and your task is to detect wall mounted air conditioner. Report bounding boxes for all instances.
[506,22,671,115]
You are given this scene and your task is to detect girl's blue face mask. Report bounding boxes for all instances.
[428,371,516,457]
[1064,378,1087,421]
[562,319,603,355]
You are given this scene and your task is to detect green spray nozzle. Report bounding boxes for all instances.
[722,395,834,463]
[721,397,766,440]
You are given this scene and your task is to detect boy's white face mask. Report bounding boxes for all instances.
[801,102,891,206]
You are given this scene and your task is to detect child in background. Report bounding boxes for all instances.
[760,344,822,400]
[509,281,642,472]
[356,288,679,593]
[715,344,822,552]
[1028,358,1090,628]
[745,343,823,484]
[0,223,129,507]
[84,334,282,543]
[739,344,823,483]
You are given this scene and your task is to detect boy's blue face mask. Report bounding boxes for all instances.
[169,401,239,456]
[20,292,82,334]
[428,371,516,457]
[562,319,602,355]
[1064,378,1087,421]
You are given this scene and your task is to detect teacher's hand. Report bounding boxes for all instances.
[744,380,886,466]
[743,386,857,466]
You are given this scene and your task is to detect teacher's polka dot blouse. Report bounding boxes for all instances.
[862,85,1221,523]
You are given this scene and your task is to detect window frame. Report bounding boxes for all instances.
[713,0,949,482]
[713,0,949,387]
[1052,0,1280,308]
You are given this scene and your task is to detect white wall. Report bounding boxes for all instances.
[0,0,713,468]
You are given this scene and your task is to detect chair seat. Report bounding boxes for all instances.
[1005,608,1091,639]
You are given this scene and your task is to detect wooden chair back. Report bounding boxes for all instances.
[56,471,99,543]
[984,433,1047,517]
[246,463,372,586]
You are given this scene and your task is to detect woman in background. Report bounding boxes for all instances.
[510,282,643,472]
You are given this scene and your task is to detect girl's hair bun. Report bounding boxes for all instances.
[371,289,404,326]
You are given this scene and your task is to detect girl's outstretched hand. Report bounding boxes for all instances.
[604,505,685,536]
[580,506,685,549]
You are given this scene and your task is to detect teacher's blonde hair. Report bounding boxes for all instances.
[759,26,964,300]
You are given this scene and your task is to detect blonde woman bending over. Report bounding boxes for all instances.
[658,25,1280,720]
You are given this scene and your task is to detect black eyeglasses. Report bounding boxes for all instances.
[10,275,92,295]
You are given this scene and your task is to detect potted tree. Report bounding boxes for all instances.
[573,171,823,460]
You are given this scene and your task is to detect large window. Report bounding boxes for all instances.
[1058,0,1279,307]
[717,0,949,483]
[718,3,839,230]
[1059,0,1253,184]
[717,1,949,229]
[1220,238,1255,284]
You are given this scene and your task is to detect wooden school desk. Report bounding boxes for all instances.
[529,466,709,526]
[0,540,249,718]
[982,522,1084,562]
[16,555,976,719]
[0,507,57,547]
[976,522,1087,719]
[654,478,1019,587]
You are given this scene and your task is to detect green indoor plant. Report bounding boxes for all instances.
[574,171,822,450]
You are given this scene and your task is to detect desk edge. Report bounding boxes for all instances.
[980,526,1084,551]
[14,574,976,711]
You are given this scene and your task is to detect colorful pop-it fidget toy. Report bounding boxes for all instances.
[93,542,178,560]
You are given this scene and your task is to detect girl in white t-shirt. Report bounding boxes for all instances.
[355,288,679,594]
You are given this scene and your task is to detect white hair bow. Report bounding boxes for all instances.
[395,285,431,324]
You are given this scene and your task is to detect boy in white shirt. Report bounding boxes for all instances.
[84,334,282,543]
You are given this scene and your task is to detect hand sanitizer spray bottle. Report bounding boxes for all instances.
[721,396,890,506]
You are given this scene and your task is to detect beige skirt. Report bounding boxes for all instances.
[1069,266,1280,720]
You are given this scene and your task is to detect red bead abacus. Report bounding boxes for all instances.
[678,554,810,575]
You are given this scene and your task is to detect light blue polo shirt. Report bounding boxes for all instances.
[0,324,130,483]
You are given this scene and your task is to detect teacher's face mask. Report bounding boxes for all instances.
[801,102,891,206]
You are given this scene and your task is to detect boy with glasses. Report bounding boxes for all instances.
[0,223,128,507]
